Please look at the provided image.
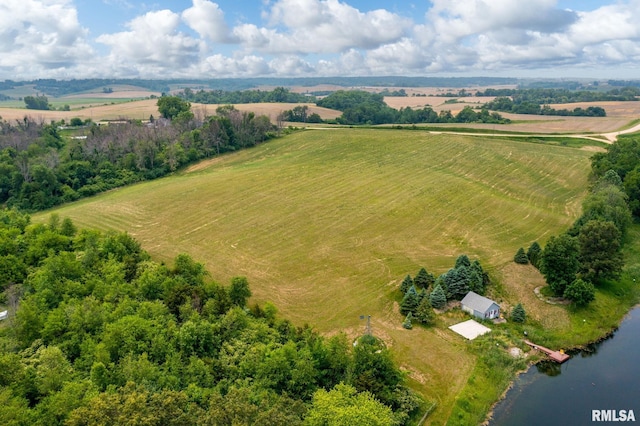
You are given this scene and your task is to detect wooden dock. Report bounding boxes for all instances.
[524,339,570,363]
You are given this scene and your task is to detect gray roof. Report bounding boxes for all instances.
[461,291,498,313]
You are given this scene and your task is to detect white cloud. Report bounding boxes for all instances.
[570,4,640,46]
[1,0,640,80]
[408,0,640,75]
[97,9,203,70]
[182,0,230,43]
[199,53,271,76]
[0,0,93,76]
[234,0,413,54]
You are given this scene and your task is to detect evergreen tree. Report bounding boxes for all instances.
[402,312,413,330]
[527,242,542,269]
[514,247,529,264]
[511,303,526,323]
[455,254,471,269]
[413,267,434,290]
[399,275,413,294]
[415,297,436,325]
[468,268,484,294]
[429,284,447,309]
[446,267,470,300]
[563,278,596,306]
[471,260,488,294]
[400,285,420,315]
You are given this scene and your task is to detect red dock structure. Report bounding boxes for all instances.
[524,339,570,363]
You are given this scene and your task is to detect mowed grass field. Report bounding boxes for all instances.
[34,129,595,423]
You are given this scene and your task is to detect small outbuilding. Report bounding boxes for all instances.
[0,310,7,321]
[460,291,500,320]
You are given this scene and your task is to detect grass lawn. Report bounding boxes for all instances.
[34,128,598,424]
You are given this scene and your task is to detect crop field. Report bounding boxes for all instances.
[34,128,596,423]
[0,98,342,123]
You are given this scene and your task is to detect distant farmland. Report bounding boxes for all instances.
[35,128,595,423]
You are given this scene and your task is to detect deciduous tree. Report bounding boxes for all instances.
[578,220,624,281]
[540,234,580,296]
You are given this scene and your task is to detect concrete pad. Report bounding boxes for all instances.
[449,319,491,340]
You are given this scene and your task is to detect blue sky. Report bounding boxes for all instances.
[1,0,639,80]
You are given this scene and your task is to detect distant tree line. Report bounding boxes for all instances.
[29,79,171,97]
[489,87,640,102]
[0,210,420,425]
[484,97,607,117]
[23,95,51,111]
[476,86,640,117]
[0,96,278,212]
[177,87,312,104]
[316,90,510,125]
[279,105,323,123]
[379,88,408,97]
[608,80,640,88]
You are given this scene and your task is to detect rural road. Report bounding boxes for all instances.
[307,122,640,144]
[601,121,640,142]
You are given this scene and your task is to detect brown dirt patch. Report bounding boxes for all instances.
[497,263,570,329]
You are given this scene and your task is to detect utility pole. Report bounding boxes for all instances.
[359,315,372,336]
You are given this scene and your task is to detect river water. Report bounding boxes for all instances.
[489,307,640,425]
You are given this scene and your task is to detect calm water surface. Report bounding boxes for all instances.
[489,307,640,426]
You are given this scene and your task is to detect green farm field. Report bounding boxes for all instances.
[35,129,595,423]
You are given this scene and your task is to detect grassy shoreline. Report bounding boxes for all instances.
[447,224,640,426]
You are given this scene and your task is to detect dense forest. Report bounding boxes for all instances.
[0,210,420,425]
[0,98,277,212]
[315,90,509,125]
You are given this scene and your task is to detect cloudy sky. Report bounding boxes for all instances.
[1,0,639,80]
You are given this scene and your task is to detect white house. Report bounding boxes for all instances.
[460,291,500,320]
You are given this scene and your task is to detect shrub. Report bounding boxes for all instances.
[563,278,595,306]
[514,248,529,264]
[402,312,413,330]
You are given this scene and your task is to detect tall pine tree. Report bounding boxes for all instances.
[400,275,413,294]
[429,284,447,309]
[400,285,420,315]
[414,268,434,290]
